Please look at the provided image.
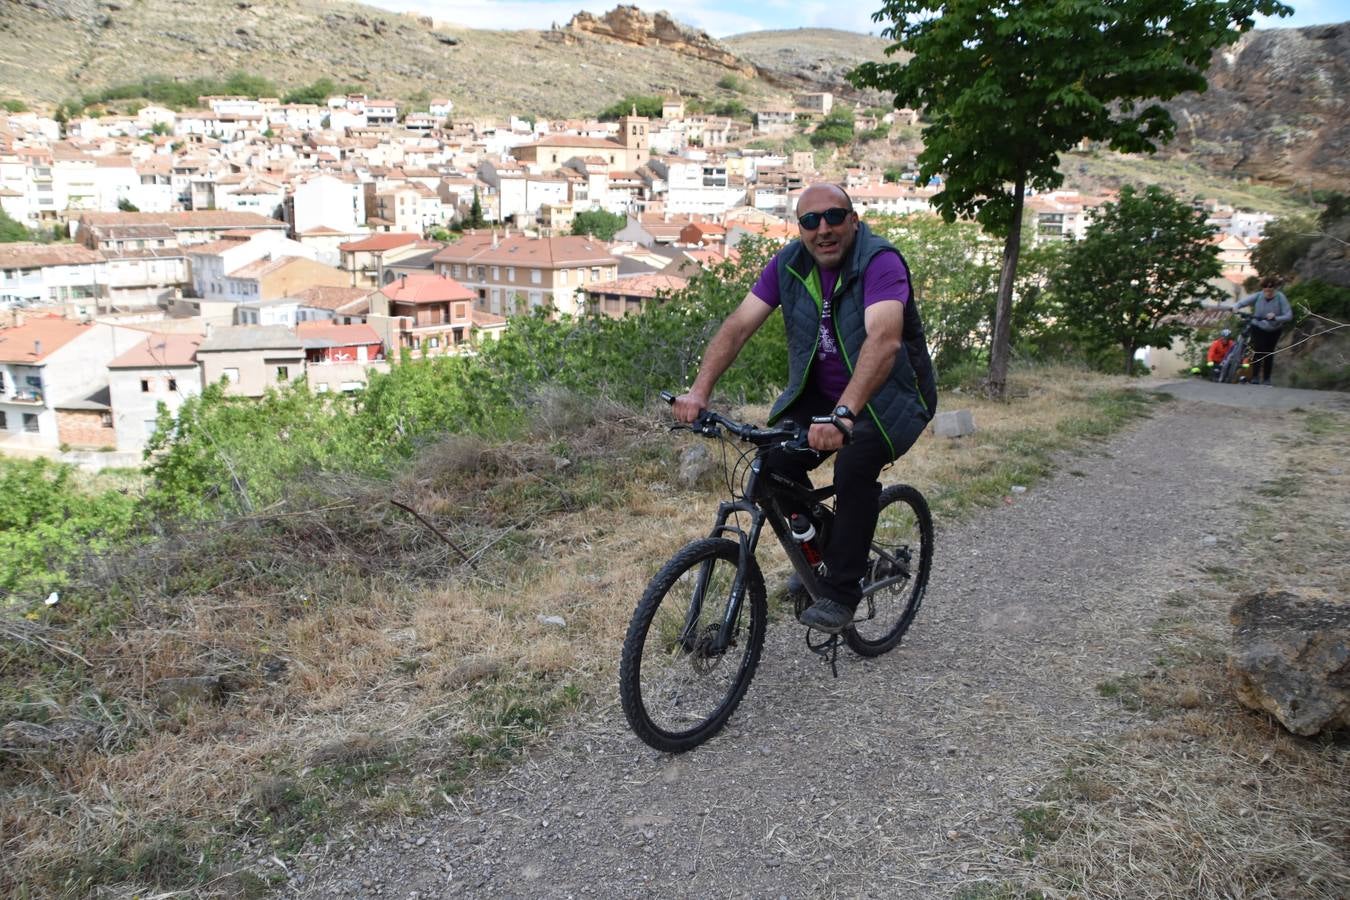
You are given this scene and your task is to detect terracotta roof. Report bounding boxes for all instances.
[381,273,474,304]
[187,238,252,256]
[78,211,287,229]
[471,309,507,328]
[0,243,104,268]
[109,333,202,369]
[524,135,623,151]
[290,285,372,310]
[298,226,350,236]
[295,321,381,346]
[585,273,688,299]
[432,234,614,268]
[338,232,423,252]
[228,256,296,279]
[198,325,302,353]
[0,316,92,363]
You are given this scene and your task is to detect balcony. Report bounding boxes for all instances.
[4,390,44,405]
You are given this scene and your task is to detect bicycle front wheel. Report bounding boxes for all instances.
[846,484,933,657]
[619,538,766,753]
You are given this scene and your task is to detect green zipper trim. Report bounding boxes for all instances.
[820,265,896,464]
[772,262,820,423]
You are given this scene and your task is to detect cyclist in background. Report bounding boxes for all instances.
[673,183,936,633]
[1205,328,1233,379]
[1231,276,1293,385]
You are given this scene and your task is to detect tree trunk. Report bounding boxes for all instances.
[986,176,1025,400]
[1124,341,1136,375]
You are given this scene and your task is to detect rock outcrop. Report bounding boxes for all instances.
[1228,590,1349,736]
[1161,24,1350,191]
[565,5,757,76]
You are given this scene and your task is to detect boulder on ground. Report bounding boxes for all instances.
[933,409,976,439]
[678,443,716,487]
[1228,590,1349,736]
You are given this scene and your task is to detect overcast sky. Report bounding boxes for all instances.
[362,1,1347,39]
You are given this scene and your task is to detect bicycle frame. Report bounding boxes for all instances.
[680,449,911,654]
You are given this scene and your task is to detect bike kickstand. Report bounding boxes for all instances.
[805,629,841,678]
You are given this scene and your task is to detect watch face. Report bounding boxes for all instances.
[834,405,854,419]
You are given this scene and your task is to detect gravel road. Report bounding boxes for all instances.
[290,394,1312,899]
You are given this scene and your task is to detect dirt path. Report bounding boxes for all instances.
[290,397,1296,898]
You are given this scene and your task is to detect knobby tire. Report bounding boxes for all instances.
[845,484,933,657]
[619,538,767,753]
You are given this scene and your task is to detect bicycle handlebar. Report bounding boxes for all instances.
[660,390,810,450]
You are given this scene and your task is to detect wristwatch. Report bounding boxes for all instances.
[833,405,856,423]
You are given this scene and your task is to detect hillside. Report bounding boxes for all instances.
[0,2,1346,190]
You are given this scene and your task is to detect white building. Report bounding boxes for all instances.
[0,243,105,309]
[106,332,204,453]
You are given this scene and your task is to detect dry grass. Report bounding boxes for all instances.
[1010,407,1350,900]
[0,364,1162,897]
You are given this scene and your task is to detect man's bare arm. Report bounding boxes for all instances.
[674,292,775,422]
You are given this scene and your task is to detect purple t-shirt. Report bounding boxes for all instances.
[751,250,909,402]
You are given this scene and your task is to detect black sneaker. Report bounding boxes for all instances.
[785,571,806,597]
[799,598,854,634]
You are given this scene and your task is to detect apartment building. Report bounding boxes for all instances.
[432,233,618,318]
[106,332,203,453]
[0,243,105,308]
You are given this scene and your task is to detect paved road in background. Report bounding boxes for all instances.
[1145,379,1350,412]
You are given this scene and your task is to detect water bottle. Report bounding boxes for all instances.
[789,513,823,566]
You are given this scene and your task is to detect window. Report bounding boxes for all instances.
[168,378,178,392]
[559,269,568,286]
[275,366,289,382]
[530,269,541,285]
[144,419,158,437]
[452,264,462,278]
[591,267,600,280]
[224,368,240,384]
[0,411,6,429]
[100,411,112,428]
[140,378,151,392]
[491,266,500,280]
[315,383,331,393]
[23,413,38,433]
[506,266,515,281]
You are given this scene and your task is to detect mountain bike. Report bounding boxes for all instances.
[1216,313,1254,384]
[618,393,933,753]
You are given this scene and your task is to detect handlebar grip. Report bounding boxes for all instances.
[660,390,676,405]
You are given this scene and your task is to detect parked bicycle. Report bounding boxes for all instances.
[1215,313,1255,384]
[618,392,933,753]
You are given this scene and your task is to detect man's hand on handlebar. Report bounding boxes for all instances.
[808,419,850,452]
[672,390,708,424]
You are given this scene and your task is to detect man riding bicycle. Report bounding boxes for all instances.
[674,183,936,633]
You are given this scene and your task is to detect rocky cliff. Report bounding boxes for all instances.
[562,5,756,77]
[1161,24,1349,191]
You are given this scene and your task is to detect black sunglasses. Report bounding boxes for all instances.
[797,207,852,230]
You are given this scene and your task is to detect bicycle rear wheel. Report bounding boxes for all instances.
[619,538,766,753]
[846,484,933,657]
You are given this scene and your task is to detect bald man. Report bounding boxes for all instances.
[675,183,936,633]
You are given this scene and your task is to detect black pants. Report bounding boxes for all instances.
[763,388,892,608]
[1250,327,1282,383]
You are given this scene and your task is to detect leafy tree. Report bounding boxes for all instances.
[2,99,28,113]
[870,213,998,371]
[1051,185,1223,375]
[0,206,29,242]
[466,189,486,229]
[284,77,336,105]
[0,458,138,597]
[117,197,139,212]
[598,95,663,121]
[717,74,745,92]
[852,0,1291,398]
[571,209,626,241]
[1251,213,1318,282]
[809,107,854,148]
